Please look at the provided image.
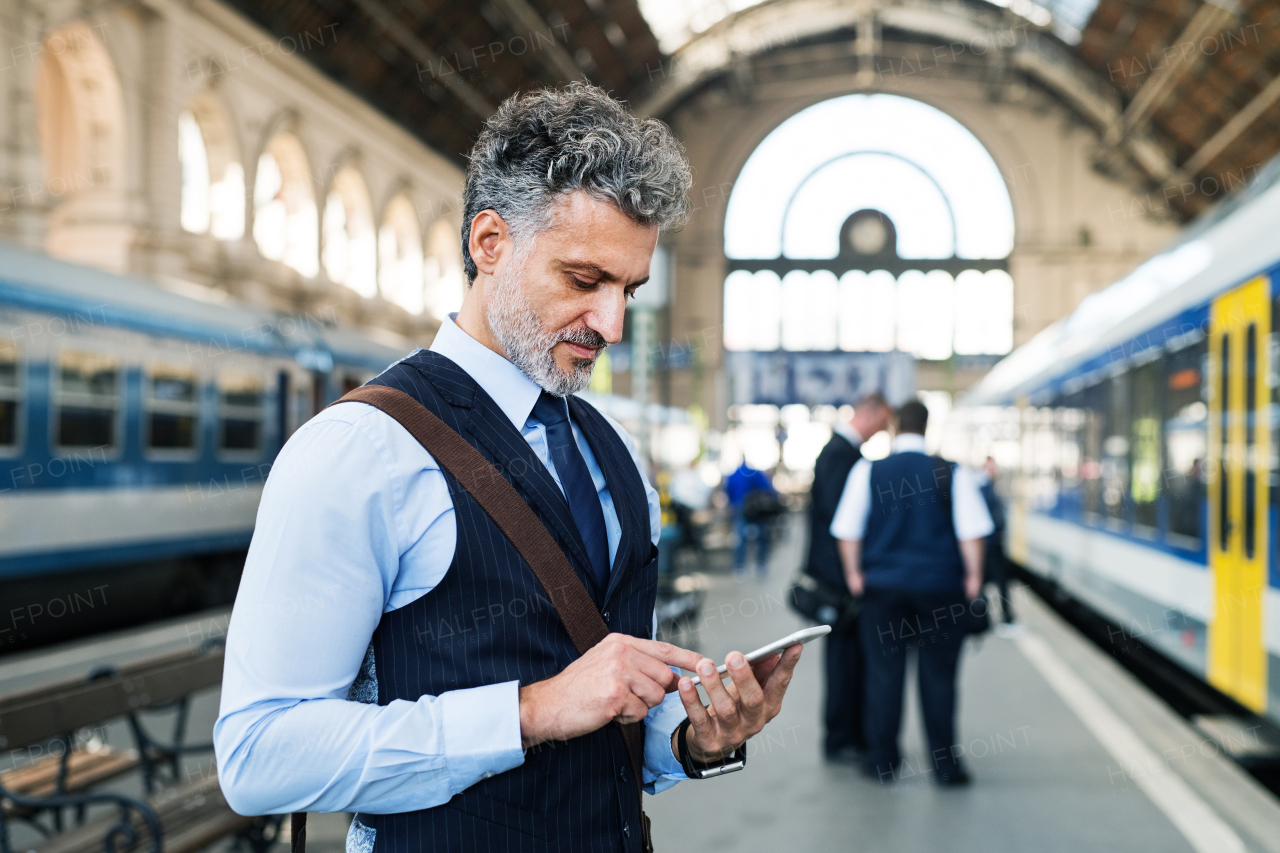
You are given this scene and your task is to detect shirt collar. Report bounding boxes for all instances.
[428,314,543,431]
[833,421,863,447]
[892,433,928,454]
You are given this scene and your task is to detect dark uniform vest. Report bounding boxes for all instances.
[861,452,964,593]
[355,350,658,853]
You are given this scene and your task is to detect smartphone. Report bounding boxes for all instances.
[687,625,831,686]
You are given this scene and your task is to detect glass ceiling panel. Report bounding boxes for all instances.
[636,0,1099,53]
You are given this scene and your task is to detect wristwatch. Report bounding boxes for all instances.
[676,718,747,779]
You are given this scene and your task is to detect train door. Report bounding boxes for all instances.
[1207,275,1269,711]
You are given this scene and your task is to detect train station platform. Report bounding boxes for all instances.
[647,522,1280,853]
[3,516,1280,853]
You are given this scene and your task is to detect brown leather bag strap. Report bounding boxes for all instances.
[343,384,610,650]
[327,384,654,852]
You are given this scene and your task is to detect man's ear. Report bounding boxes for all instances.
[469,209,510,278]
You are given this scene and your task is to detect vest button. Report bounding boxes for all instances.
[620,765,628,782]
[623,822,631,838]
[602,611,610,623]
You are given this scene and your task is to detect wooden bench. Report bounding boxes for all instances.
[0,644,282,853]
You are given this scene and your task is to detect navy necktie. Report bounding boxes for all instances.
[532,391,611,593]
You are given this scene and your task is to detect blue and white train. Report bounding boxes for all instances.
[0,245,404,649]
[951,156,1280,723]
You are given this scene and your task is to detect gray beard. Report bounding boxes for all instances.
[487,264,604,397]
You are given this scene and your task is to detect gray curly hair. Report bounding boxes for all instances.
[461,83,692,283]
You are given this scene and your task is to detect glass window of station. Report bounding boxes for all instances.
[147,365,200,452]
[219,373,263,454]
[56,349,120,450]
[0,340,19,450]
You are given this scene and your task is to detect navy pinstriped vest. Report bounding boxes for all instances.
[862,454,964,593]
[355,350,658,853]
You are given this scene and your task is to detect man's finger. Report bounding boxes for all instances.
[698,657,740,724]
[763,644,803,707]
[678,677,712,730]
[625,648,682,692]
[616,695,652,725]
[627,671,668,710]
[749,653,783,683]
[623,636,703,672]
[726,651,765,709]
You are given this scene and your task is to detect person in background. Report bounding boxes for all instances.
[725,459,777,577]
[831,400,993,786]
[805,393,891,762]
[978,456,1020,635]
[670,460,714,554]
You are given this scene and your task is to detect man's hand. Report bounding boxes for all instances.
[838,538,863,597]
[519,634,703,748]
[674,644,803,764]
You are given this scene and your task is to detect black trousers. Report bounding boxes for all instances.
[985,550,1016,623]
[823,617,865,753]
[858,587,966,781]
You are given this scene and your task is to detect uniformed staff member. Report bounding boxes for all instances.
[805,392,891,761]
[214,84,802,852]
[830,400,992,785]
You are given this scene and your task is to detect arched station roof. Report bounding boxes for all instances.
[226,0,1280,221]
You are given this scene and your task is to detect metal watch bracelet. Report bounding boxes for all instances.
[676,718,747,779]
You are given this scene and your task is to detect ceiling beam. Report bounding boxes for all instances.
[1168,71,1280,183]
[347,0,496,120]
[488,0,587,83]
[1103,0,1238,147]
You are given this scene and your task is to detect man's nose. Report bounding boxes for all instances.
[587,289,627,345]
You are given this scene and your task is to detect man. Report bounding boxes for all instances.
[804,393,891,761]
[830,400,992,785]
[724,460,777,576]
[214,84,802,852]
[978,456,1019,634]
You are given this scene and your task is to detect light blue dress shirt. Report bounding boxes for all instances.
[214,316,688,817]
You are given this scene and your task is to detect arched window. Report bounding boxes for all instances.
[322,166,377,297]
[34,23,128,270]
[378,196,424,314]
[253,133,318,277]
[424,218,465,320]
[180,92,245,240]
[722,94,1015,360]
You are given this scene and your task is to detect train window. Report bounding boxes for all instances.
[219,373,263,453]
[1056,401,1085,494]
[1219,334,1230,552]
[56,350,118,449]
[147,366,199,451]
[0,340,18,448]
[1130,362,1161,534]
[1102,373,1130,526]
[1081,382,1106,519]
[1244,323,1257,558]
[1165,341,1207,547]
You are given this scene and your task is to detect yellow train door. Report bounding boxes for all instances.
[1207,275,1269,712]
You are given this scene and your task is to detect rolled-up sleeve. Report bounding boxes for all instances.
[830,459,872,541]
[951,465,996,541]
[214,412,524,816]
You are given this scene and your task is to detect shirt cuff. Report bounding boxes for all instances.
[643,690,690,793]
[440,680,525,794]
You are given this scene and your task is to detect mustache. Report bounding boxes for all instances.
[557,326,608,351]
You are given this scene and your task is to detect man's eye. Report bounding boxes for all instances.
[572,277,595,288]
[625,288,637,300]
